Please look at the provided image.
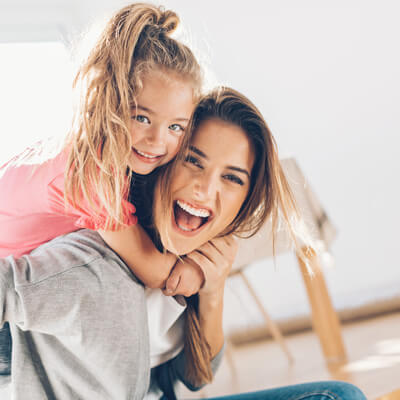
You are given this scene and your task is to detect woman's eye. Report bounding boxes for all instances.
[133,115,150,124]
[223,174,244,186]
[169,124,185,134]
[184,154,203,169]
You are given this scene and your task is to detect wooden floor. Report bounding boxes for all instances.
[181,311,400,400]
[0,312,398,399]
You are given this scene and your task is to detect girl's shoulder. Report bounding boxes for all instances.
[0,140,75,258]
[0,139,68,211]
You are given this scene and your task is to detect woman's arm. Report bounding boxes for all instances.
[186,236,238,357]
[153,236,237,396]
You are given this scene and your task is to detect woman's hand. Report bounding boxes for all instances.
[185,235,238,299]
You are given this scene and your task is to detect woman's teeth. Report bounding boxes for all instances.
[176,200,210,218]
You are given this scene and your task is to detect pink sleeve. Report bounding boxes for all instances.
[47,173,138,231]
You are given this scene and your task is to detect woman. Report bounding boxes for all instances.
[0,88,366,399]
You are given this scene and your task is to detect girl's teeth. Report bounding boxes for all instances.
[177,200,210,218]
[136,149,159,159]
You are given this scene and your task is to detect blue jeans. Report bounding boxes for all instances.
[0,323,11,375]
[205,381,366,400]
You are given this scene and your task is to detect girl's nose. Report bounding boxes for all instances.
[146,125,165,146]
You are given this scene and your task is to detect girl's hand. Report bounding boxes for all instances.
[163,258,204,297]
[185,235,238,298]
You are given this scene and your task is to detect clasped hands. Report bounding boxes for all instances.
[162,235,237,298]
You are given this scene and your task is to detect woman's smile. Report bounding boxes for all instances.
[172,199,213,235]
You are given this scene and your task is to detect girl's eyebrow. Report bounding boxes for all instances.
[135,105,154,114]
[189,146,251,178]
[135,105,190,122]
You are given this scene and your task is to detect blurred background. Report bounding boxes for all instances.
[1,1,399,398]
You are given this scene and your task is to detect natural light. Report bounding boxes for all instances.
[0,42,73,165]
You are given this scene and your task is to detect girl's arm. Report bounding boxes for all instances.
[185,235,237,357]
[98,224,177,289]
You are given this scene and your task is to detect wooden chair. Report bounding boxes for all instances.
[228,157,347,366]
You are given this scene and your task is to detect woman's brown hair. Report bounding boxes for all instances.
[65,3,202,229]
[156,87,313,387]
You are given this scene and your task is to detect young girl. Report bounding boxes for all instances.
[0,2,205,288]
[0,2,205,374]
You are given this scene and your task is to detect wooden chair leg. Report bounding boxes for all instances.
[296,247,347,365]
[239,271,294,364]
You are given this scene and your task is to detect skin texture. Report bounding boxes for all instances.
[128,69,195,175]
[155,118,255,255]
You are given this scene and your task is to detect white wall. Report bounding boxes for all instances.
[1,0,399,332]
[152,0,400,330]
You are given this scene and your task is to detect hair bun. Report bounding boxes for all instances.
[157,10,179,34]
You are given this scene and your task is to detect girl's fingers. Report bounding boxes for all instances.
[164,268,180,295]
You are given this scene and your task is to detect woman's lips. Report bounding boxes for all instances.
[172,200,213,236]
[132,147,164,164]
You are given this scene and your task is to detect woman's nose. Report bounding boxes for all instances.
[193,171,219,201]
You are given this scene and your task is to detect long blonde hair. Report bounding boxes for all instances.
[155,87,314,386]
[65,3,202,229]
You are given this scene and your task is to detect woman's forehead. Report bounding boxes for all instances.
[190,118,254,172]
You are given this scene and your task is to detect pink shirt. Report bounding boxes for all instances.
[0,144,137,258]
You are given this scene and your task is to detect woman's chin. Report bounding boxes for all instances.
[162,231,201,256]
[164,212,209,255]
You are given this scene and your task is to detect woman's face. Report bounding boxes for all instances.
[154,118,255,255]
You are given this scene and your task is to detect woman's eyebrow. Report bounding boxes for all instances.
[227,166,250,179]
[190,146,251,178]
[189,145,207,159]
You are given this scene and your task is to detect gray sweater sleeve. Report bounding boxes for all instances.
[0,250,105,334]
[0,256,25,327]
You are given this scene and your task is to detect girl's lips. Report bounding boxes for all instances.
[132,148,164,164]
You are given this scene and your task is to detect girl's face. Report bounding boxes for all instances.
[154,118,255,255]
[128,70,195,175]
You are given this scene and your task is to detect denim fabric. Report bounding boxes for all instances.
[0,324,11,376]
[206,381,366,400]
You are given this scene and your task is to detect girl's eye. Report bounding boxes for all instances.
[133,115,150,124]
[223,174,244,186]
[184,154,203,169]
[169,124,185,135]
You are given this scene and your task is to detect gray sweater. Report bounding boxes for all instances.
[0,229,223,400]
